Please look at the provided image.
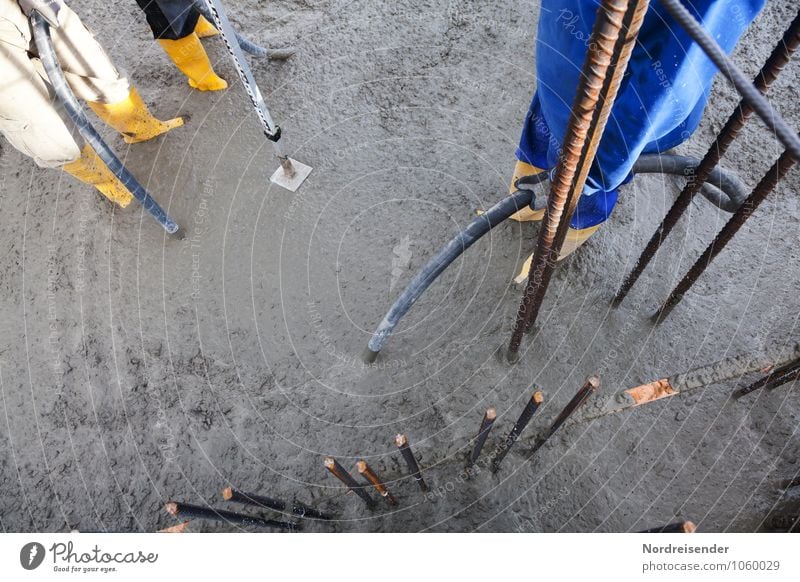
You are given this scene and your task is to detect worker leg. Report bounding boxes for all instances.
[194,15,219,38]
[0,30,133,206]
[512,0,764,271]
[62,145,134,207]
[0,27,80,168]
[44,4,183,142]
[135,0,227,91]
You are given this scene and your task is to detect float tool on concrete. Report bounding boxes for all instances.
[201,0,311,191]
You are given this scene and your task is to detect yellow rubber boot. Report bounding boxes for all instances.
[158,34,228,91]
[88,87,184,144]
[62,145,134,207]
[194,15,219,38]
[513,224,602,284]
[509,160,546,222]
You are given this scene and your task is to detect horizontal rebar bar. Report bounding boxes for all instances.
[164,502,299,530]
[734,359,800,398]
[222,487,333,520]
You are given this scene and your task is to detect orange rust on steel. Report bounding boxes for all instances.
[157,521,190,533]
[356,461,397,506]
[468,407,497,466]
[508,0,650,356]
[325,457,375,508]
[614,11,800,304]
[624,378,676,405]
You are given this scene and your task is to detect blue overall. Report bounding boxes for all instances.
[517,0,765,229]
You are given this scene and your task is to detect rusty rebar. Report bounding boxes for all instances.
[491,391,545,471]
[614,11,800,305]
[654,149,797,321]
[468,408,497,466]
[222,487,333,520]
[324,457,376,508]
[532,376,600,456]
[506,0,650,361]
[356,461,397,506]
[157,521,190,533]
[638,520,696,533]
[779,476,800,490]
[164,501,299,530]
[734,359,800,399]
[395,434,428,493]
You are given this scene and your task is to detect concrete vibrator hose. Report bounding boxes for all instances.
[362,154,748,362]
[31,12,180,235]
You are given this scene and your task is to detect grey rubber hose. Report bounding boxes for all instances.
[32,12,180,234]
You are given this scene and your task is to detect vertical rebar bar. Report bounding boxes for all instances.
[638,520,696,533]
[491,391,545,471]
[532,376,600,456]
[468,408,497,466]
[324,457,376,508]
[654,149,797,321]
[395,434,428,493]
[222,487,333,520]
[614,12,800,304]
[164,502,299,530]
[356,461,397,506]
[506,0,651,361]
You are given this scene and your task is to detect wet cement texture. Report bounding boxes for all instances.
[0,0,798,532]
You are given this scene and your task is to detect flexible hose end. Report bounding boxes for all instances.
[362,347,380,364]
